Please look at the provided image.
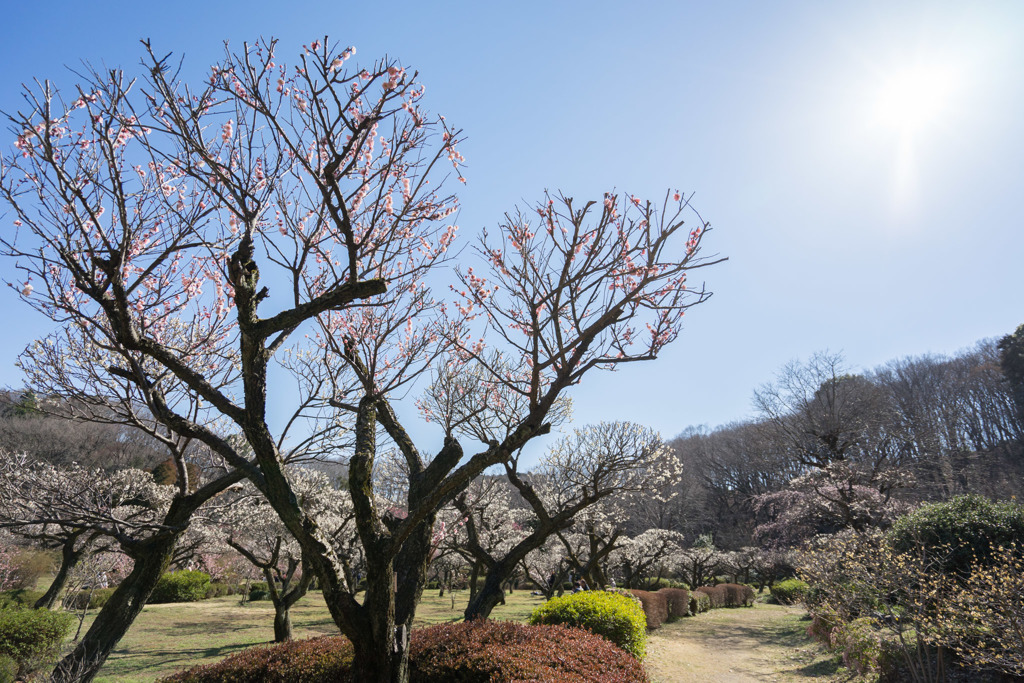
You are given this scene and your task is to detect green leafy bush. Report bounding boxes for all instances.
[658,588,691,620]
[0,608,74,679]
[770,578,809,605]
[0,654,16,683]
[162,623,649,682]
[889,495,1024,578]
[248,581,271,601]
[529,590,648,658]
[205,583,242,599]
[643,577,687,590]
[689,591,709,614]
[830,617,899,678]
[0,590,44,610]
[65,587,117,610]
[150,570,211,603]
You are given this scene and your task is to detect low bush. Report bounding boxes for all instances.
[658,588,691,619]
[163,622,649,682]
[412,620,648,681]
[695,585,727,609]
[643,577,687,590]
[770,578,809,605]
[528,590,647,658]
[0,589,44,610]
[64,587,117,610]
[0,608,74,679]
[204,583,242,599]
[721,583,755,607]
[248,581,271,601]
[150,570,211,604]
[689,591,710,614]
[628,590,668,630]
[830,617,900,678]
[162,635,352,682]
[0,654,16,683]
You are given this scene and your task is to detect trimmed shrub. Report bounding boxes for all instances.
[162,635,352,682]
[204,582,242,599]
[689,591,710,614]
[528,590,647,658]
[695,585,727,609]
[412,620,648,682]
[163,623,649,682]
[0,608,74,679]
[889,495,1024,578]
[248,581,271,602]
[150,570,211,603]
[65,587,116,610]
[643,577,687,590]
[658,588,691,619]
[770,578,809,605]
[629,590,668,630]
[721,583,755,607]
[0,590,44,610]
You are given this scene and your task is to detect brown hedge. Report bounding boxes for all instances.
[696,584,754,609]
[657,588,691,619]
[695,585,727,609]
[162,621,648,682]
[629,590,668,630]
[721,583,755,607]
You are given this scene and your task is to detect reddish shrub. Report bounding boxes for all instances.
[162,622,648,682]
[695,585,727,609]
[629,590,668,629]
[721,583,755,607]
[658,588,691,619]
[411,620,648,682]
[161,636,353,682]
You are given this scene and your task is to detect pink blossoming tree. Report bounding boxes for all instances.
[1,37,721,682]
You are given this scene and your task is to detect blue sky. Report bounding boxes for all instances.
[1,1,1022,445]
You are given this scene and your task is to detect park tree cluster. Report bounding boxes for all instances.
[0,37,722,683]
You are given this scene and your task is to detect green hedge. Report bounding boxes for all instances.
[689,591,710,614]
[770,578,809,605]
[150,570,211,604]
[65,587,117,610]
[528,590,647,658]
[0,590,44,610]
[889,495,1024,578]
[0,609,74,679]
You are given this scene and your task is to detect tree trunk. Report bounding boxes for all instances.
[50,531,178,683]
[464,564,509,621]
[273,608,293,643]
[35,534,84,610]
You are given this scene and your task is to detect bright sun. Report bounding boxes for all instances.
[872,63,957,135]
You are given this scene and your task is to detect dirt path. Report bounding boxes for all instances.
[645,603,846,683]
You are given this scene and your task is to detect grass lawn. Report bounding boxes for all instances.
[89,589,547,682]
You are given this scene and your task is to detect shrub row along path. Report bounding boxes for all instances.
[645,603,844,682]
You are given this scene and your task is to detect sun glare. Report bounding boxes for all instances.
[872,64,957,135]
